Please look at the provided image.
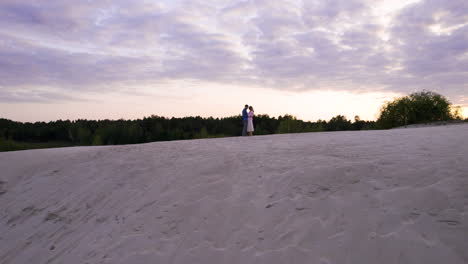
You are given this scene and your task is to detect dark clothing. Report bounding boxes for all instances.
[242,120,248,136]
[242,108,248,120]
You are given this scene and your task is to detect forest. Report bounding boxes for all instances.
[0,114,375,151]
[1,91,464,152]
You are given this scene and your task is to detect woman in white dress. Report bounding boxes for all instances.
[247,106,254,136]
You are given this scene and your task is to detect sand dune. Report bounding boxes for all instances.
[1,124,467,264]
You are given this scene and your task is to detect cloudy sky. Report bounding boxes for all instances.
[0,0,467,122]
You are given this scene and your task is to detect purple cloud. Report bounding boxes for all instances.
[0,0,466,105]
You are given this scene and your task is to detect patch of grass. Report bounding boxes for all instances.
[0,138,73,152]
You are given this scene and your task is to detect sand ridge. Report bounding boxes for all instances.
[0,124,467,264]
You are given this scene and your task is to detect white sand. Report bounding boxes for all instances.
[1,124,467,264]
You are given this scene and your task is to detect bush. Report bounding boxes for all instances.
[0,137,24,151]
[377,91,455,129]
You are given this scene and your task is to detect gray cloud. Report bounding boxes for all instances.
[0,88,84,103]
[0,0,466,105]
[0,34,155,88]
[386,0,468,99]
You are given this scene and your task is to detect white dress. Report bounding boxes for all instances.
[247,111,254,132]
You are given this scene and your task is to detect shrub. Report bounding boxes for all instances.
[377,91,455,129]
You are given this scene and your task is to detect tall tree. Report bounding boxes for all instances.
[377,90,455,129]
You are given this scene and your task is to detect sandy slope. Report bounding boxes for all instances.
[1,125,467,264]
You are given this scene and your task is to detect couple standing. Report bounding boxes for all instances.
[242,104,255,136]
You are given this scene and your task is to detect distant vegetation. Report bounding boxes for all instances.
[377,90,463,129]
[1,90,464,152]
[0,115,375,152]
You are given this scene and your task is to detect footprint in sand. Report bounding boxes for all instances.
[7,206,44,226]
[291,184,331,199]
[0,180,6,195]
[44,212,71,224]
[437,219,460,226]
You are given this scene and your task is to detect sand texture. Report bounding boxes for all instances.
[1,124,467,264]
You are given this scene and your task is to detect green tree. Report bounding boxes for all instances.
[77,127,92,145]
[377,90,455,129]
[92,134,103,146]
[195,127,209,138]
[277,115,303,134]
[327,115,352,131]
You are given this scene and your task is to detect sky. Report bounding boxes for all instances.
[0,0,467,122]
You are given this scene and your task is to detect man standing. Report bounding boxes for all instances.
[242,104,249,136]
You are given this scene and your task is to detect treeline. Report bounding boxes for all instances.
[0,114,376,151]
[1,90,464,152]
